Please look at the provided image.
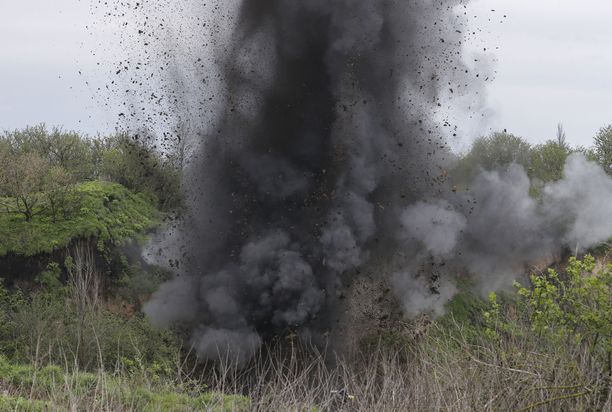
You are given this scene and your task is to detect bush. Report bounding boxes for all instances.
[514,255,611,364]
[0,394,50,412]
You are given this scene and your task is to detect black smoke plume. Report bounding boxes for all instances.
[102,0,612,364]
[125,0,475,363]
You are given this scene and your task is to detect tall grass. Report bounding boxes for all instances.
[205,320,609,412]
[1,325,610,411]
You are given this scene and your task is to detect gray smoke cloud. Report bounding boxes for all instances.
[395,153,612,315]
[103,0,611,364]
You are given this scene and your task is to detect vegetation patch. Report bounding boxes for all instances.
[0,181,158,257]
[0,355,250,411]
[0,395,50,412]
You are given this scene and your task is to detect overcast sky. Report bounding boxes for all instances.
[1,0,611,148]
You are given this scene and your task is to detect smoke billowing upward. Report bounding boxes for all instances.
[104,0,612,363]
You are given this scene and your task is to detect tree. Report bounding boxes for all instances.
[454,131,532,181]
[101,134,182,211]
[0,126,183,214]
[528,140,571,183]
[472,132,532,170]
[593,125,612,175]
[1,125,100,181]
[0,152,50,221]
[556,123,567,148]
[39,128,98,180]
[0,124,47,155]
[45,166,78,222]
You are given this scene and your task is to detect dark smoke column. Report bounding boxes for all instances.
[144,0,474,363]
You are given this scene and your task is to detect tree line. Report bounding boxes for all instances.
[0,125,182,222]
[454,123,612,190]
[0,123,610,221]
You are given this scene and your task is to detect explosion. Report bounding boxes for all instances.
[101,0,612,364]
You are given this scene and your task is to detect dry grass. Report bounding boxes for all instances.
[1,321,610,411]
[195,318,610,412]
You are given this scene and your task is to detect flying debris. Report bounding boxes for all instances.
[101,0,612,364]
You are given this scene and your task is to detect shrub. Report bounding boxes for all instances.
[514,255,611,364]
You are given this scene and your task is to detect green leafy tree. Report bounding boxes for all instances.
[44,166,79,222]
[1,125,101,181]
[0,152,50,221]
[38,128,99,180]
[101,134,182,211]
[0,126,182,213]
[594,125,612,174]
[0,124,47,155]
[528,140,571,183]
[454,132,532,181]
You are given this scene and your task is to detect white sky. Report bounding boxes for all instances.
[467,0,612,147]
[1,1,611,148]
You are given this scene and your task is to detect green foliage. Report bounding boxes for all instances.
[575,145,599,163]
[0,125,183,212]
[0,180,158,257]
[528,139,571,184]
[0,152,50,221]
[438,288,488,342]
[124,389,251,411]
[0,148,80,223]
[0,124,103,182]
[44,165,79,222]
[455,132,532,180]
[0,272,177,371]
[423,254,612,409]
[0,395,50,411]
[115,261,173,303]
[101,133,182,211]
[35,262,63,291]
[514,255,611,359]
[593,124,612,175]
[454,125,612,195]
[0,355,250,411]
[0,280,25,357]
[482,292,503,340]
[442,288,487,325]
